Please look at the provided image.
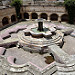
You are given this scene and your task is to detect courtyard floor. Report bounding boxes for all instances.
[0,21,75,68]
[5,47,52,68]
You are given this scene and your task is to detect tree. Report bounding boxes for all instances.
[33,0,36,4]
[64,0,75,24]
[11,0,22,20]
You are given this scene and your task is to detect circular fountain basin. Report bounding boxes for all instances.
[30,27,52,38]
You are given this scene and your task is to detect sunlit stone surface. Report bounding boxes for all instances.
[0,20,75,75]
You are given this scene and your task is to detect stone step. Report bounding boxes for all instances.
[56,65,75,72]
[57,71,75,75]
[54,36,62,42]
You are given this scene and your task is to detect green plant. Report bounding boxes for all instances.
[64,0,75,24]
[11,0,22,19]
[55,2,64,6]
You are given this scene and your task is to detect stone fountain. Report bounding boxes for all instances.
[18,19,64,53]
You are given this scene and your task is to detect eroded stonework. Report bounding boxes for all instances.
[0,21,75,75]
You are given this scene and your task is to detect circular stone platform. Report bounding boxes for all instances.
[18,20,67,53]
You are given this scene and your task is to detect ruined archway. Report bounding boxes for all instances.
[40,13,48,20]
[11,15,16,22]
[50,14,58,21]
[24,13,29,19]
[31,13,38,19]
[61,14,68,22]
[2,17,9,26]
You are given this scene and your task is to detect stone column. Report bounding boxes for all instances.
[58,16,61,22]
[38,15,40,19]
[0,21,3,28]
[29,15,31,20]
[48,16,50,20]
[9,18,11,24]
[21,13,24,20]
[47,16,50,21]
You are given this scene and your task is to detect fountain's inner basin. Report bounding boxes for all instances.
[31,27,49,33]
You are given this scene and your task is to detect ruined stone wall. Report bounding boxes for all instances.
[0,7,16,27]
[0,5,67,28]
[23,5,67,19]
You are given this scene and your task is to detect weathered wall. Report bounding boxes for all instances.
[0,5,67,28]
[23,5,67,20]
[0,7,16,27]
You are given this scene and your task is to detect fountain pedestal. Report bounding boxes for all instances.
[38,22,43,31]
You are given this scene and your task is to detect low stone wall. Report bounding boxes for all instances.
[0,55,56,75]
[0,54,75,75]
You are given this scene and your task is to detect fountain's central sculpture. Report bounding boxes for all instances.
[38,19,44,31]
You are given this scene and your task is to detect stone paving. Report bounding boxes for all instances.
[5,47,53,68]
[0,21,75,75]
[62,35,75,55]
[0,21,75,55]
